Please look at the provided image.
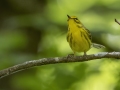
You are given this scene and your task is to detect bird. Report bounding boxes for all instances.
[66,15,105,56]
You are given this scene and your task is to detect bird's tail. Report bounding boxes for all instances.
[92,43,105,49]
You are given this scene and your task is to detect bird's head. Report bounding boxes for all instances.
[67,15,80,24]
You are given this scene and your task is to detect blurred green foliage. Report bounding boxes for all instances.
[0,0,120,90]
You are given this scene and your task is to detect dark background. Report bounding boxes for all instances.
[0,0,120,90]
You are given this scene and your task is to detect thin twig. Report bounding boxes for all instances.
[0,52,120,79]
[115,19,120,25]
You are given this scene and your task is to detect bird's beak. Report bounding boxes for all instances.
[67,15,71,18]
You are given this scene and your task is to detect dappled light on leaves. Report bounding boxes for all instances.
[0,0,120,90]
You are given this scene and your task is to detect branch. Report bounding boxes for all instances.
[0,52,120,79]
[115,19,120,25]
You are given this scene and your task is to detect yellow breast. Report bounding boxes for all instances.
[67,21,91,53]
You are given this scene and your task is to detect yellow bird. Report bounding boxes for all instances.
[66,15,105,56]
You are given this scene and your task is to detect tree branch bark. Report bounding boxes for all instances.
[0,52,120,79]
[115,19,120,25]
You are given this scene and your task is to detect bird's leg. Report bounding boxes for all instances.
[83,51,87,58]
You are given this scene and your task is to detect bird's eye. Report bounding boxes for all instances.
[74,18,78,20]
[74,18,80,23]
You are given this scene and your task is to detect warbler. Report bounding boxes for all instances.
[66,15,105,56]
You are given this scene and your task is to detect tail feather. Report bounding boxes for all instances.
[92,43,105,49]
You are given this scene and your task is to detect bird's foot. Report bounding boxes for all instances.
[67,54,74,59]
